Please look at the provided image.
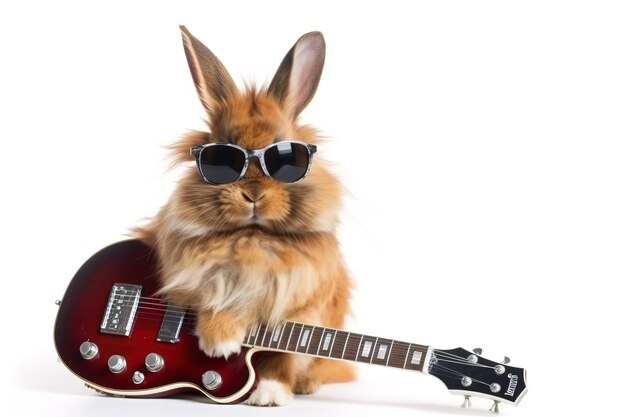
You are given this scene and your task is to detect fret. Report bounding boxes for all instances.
[307,327,324,355]
[293,324,306,352]
[404,344,427,371]
[343,333,362,360]
[297,325,314,353]
[403,343,412,369]
[253,323,265,346]
[369,338,379,363]
[260,324,272,348]
[315,328,323,355]
[267,324,277,347]
[266,323,283,349]
[280,322,296,351]
[272,324,285,349]
[369,337,393,366]
[287,323,303,352]
[385,340,394,367]
[246,324,259,345]
[341,332,350,359]
[388,341,410,369]
[304,326,315,353]
[356,335,378,363]
[317,329,337,358]
[331,330,349,359]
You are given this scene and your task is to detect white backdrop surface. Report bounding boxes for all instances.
[1,1,625,416]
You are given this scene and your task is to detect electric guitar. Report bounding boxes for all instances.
[54,240,527,412]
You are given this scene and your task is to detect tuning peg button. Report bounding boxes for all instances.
[460,395,472,408]
[503,356,511,364]
[472,348,483,355]
[489,401,500,414]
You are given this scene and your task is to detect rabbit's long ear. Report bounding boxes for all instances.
[268,32,326,119]
[180,25,236,118]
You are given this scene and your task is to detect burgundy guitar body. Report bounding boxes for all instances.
[54,240,260,402]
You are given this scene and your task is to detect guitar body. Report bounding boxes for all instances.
[54,240,259,402]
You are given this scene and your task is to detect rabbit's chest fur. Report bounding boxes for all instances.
[159,228,332,323]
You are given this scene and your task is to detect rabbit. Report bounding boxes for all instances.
[135,26,355,406]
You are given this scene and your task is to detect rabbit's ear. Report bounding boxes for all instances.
[268,32,326,119]
[180,25,236,118]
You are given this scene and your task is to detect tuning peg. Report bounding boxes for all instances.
[472,348,483,355]
[502,356,511,364]
[489,401,500,414]
[460,395,472,408]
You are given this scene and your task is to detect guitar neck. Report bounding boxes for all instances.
[243,321,432,373]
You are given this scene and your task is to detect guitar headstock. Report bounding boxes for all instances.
[428,347,527,410]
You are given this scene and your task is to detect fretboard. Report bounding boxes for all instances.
[244,322,431,373]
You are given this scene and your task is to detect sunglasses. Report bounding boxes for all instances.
[190,141,317,185]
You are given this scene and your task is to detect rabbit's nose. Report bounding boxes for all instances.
[241,189,265,203]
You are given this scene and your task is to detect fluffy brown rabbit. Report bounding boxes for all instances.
[135,26,354,406]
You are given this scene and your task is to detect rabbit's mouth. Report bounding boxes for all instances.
[241,211,270,228]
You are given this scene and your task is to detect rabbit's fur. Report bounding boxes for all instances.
[136,26,354,405]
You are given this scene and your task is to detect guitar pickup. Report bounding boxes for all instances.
[157,304,187,343]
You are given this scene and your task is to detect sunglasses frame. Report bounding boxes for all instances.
[190,140,317,185]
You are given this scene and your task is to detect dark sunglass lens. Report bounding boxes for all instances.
[198,145,246,184]
[264,142,310,183]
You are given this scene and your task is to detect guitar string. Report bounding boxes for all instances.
[108,296,499,371]
[430,353,483,380]
[432,350,480,362]
[432,351,497,368]
[433,352,492,365]
[434,358,494,369]
[125,315,502,387]
[128,310,438,365]
[429,362,493,389]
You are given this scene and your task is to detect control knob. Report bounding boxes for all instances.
[79,341,98,360]
[107,355,127,373]
[202,371,222,390]
[145,353,164,372]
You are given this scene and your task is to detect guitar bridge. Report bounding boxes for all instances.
[100,283,142,336]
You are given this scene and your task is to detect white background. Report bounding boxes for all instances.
[1,1,625,416]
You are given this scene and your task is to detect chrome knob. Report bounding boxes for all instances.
[472,348,483,355]
[79,341,98,360]
[502,356,511,364]
[132,371,145,384]
[489,401,500,414]
[107,355,127,373]
[145,353,164,372]
[202,370,222,390]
